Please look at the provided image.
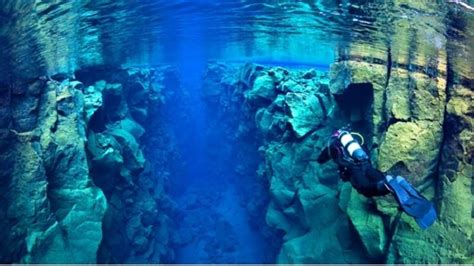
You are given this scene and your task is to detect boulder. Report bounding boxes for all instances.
[107,127,145,176]
[302,69,317,79]
[255,108,287,138]
[280,79,305,93]
[83,85,103,123]
[285,92,325,138]
[346,190,387,259]
[244,75,276,105]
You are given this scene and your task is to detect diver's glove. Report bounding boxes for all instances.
[385,175,437,229]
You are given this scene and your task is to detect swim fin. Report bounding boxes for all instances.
[386,175,437,229]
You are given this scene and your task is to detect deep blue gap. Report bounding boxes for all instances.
[156,11,277,263]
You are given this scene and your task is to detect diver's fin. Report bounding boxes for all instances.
[386,175,437,229]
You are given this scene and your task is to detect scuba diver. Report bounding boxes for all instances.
[317,127,437,229]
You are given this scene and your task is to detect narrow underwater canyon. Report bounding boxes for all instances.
[0,59,472,263]
[0,0,473,264]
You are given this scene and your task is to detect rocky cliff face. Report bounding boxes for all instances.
[0,68,177,263]
[230,55,471,263]
[233,64,373,263]
[81,68,175,263]
[220,1,472,262]
[0,78,106,263]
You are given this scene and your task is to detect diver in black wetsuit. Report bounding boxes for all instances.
[317,127,437,229]
[317,127,391,197]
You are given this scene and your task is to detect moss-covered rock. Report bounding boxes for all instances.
[346,190,387,259]
[386,68,411,121]
[411,73,446,122]
[377,121,442,184]
[285,92,325,138]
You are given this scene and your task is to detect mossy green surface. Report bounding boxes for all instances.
[378,121,443,184]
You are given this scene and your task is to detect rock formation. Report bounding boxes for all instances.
[82,68,175,263]
[0,78,106,263]
[234,54,471,263]
[0,67,178,263]
[0,0,471,263]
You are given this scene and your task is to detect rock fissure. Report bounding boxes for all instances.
[0,2,472,261]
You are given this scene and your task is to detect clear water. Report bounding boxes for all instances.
[2,0,471,79]
[0,0,473,264]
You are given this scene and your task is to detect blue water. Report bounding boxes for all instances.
[157,13,278,263]
[1,0,471,264]
[163,66,275,263]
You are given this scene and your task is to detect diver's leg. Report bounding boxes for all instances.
[348,162,389,197]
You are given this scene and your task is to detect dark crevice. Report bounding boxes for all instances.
[88,106,106,132]
[383,211,403,262]
[386,116,409,128]
[381,46,392,133]
[385,47,392,89]
[406,27,418,120]
[315,93,328,119]
[432,52,453,212]
[334,82,374,138]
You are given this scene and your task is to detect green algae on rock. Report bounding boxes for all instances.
[0,79,106,263]
[236,43,472,263]
[285,92,325,138]
[237,64,372,263]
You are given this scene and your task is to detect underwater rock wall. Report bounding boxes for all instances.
[226,2,472,263]
[327,1,473,263]
[233,53,471,262]
[235,64,373,263]
[81,68,175,263]
[0,67,176,263]
[0,78,106,263]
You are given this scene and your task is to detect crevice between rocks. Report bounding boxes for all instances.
[381,46,392,132]
[431,52,453,211]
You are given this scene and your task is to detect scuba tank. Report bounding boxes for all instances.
[317,127,369,164]
[332,128,369,162]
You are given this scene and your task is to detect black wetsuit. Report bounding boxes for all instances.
[317,140,390,197]
[338,160,390,197]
